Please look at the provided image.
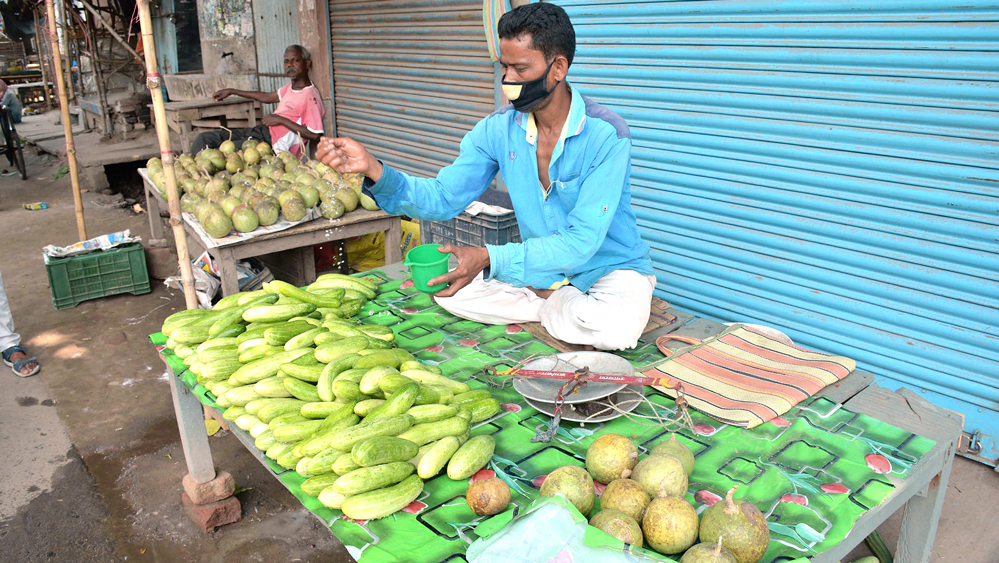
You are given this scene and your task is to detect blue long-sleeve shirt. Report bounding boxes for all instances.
[367,86,653,293]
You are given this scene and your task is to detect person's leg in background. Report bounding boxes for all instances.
[188,129,228,155]
[0,270,39,377]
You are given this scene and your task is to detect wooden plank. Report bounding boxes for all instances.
[814,370,876,403]
[228,218,399,261]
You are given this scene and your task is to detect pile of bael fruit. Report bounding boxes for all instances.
[540,433,771,563]
[145,138,380,239]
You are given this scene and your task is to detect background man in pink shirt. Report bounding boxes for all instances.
[190,45,324,157]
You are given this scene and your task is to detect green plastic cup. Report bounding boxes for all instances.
[404,244,451,293]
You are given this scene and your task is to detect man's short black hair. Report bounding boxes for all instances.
[498,3,575,68]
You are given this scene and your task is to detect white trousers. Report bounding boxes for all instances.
[435,270,657,351]
[0,270,20,352]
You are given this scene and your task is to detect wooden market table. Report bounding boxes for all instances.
[155,98,260,152]
[140,169,402,296]
[156,262,962,563]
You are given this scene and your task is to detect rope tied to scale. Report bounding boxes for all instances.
[484,353,695,443]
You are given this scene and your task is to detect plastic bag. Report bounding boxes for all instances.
[466,495,670,563]
[346,219,420,271]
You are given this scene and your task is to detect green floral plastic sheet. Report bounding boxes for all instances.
[152,271,935,563]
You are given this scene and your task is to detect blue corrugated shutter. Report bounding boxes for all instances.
[551,0,999,463]
[328,0,496,178]
[251,0,301,114]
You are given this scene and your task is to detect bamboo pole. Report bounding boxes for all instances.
[63,10,75,103]
[135,0,198,310]
[45,0,87,241]
[33,9,52,109]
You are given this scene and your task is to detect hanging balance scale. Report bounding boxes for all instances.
[490,351,691,442]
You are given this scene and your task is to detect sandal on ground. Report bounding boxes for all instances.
[2,346,40,378]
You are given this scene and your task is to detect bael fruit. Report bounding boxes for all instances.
[231,205,259,233]
[282,198,308,222]
[698,486,769,563]
[599,478,651,523]
[589,509,643,546]
[586,433,639,484]
[219,139,237,156]
[204,209,234,238]
[255,199,280,226]
[296,185,320,208]
[320,199,345,220]
[466,477,511,516]
[681,537,738,563]
[651,434,695,477]
[632,454,688,498]
[539,465,595,517]
[334,187,359,212]
[642,495,699,555]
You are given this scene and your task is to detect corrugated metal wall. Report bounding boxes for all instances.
[251,0,300,113]
[328,0,496,178]
[551,0,999,462]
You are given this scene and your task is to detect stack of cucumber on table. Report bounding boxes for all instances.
[160,274,503,520]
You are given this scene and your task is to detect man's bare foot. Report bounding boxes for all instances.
[528,287,554,299]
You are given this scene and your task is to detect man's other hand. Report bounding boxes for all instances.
[316,137,383,181]
[427,245,490,298]
[213,89,233,101]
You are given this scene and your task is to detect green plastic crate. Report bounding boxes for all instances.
[45,242,151,309]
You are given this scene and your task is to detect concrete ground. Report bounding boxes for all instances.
[0,129,996,562]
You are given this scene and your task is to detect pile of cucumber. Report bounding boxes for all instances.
[160,274,502,520]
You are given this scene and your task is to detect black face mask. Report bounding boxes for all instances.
[502,59,559,113]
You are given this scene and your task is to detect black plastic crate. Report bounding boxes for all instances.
[420,210,521,247]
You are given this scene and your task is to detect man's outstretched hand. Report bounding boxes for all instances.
[213,88,233,101]
[428,245,490,298]
[316,136,383,182]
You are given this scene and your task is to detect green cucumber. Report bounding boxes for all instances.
[300,401,347,419]
[466,398,502,423]
[365,383,419,420]
[397,417,469,447]
[253,376,294,398]
[447,435,495,480]
[242,303,317,323]
[315,336,369,363]
[283,378,321,402]
[302,473,340,497]
[317,486,350,509]
[352,437,419,467]
[281,363,323,383]
[334,461,415,495]
[358,365,401,395]
[400,370,470,394]
[406,404,458,424]
[417,436,461,479]
[341,474,423,520]
[354,399,386,417]
[327,414,415,451]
